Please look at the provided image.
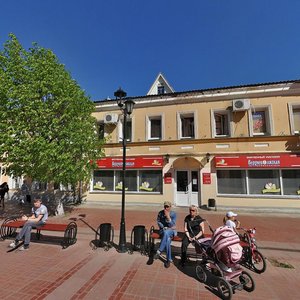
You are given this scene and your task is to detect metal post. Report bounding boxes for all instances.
[119,110,127,252]
[114,87,134,253]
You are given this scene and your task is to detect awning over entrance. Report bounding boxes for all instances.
[96,156,164,169]
[215,153,300,169]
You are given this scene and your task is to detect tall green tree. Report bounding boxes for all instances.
[0,34,103,197]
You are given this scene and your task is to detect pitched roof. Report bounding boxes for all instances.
[146,73,175,95]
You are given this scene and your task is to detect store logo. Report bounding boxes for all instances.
[152,159,161,166]
[112,161,135,167]
[216,159,226,165]
[248,159,280,167]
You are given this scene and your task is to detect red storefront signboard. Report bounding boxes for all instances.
[96,156,164,169]
[215,154,300,169]
[202,173,211,184]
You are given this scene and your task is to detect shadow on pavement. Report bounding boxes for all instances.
[174,259,224,299]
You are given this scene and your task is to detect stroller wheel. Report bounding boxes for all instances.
[195,264,207,283]
[217,278,233,300]
[239,271,255,292]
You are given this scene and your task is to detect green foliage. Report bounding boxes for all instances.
[0,34,103,187]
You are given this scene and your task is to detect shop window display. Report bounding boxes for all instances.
[93,170,162,193]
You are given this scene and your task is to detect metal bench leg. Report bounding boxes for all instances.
[0,217,18,240]
[62,222,77,249]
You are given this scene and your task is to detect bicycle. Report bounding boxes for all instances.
[238,227,267,274]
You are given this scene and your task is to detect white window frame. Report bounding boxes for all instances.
[288,103,300,135]
[211,109,231,138]
[157,85,165,95]
[177,111,197,139]
[118,116,134,142]
[146,114,163,141]
[248,105,273,137]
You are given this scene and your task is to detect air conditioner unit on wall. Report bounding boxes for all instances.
[232,99,251,111]
[104,113,119,124]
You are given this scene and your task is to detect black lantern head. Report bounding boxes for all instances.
[124,99,135,115]
[114,87,127,107]
[206,153,210,163]
[165,154,170,164]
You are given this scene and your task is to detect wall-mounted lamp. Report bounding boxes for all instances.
[165,154,170,164]
[205,153,211,163]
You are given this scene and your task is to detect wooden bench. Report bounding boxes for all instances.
[0,216,77,249]
[148,226,212,259]
[148,226,185,256]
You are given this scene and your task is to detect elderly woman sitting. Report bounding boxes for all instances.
[181,205,204,267]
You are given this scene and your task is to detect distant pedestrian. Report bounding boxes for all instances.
[9,197,48,250]
[0,182,9,209]
[21,181,31,204]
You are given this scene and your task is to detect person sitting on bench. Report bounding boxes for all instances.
[181,205,204,267]
[154,201,177,268]
[9,196,48,251]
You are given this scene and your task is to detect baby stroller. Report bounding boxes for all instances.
[194,224,255,300]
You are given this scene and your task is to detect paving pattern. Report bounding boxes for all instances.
[1,202,300,299]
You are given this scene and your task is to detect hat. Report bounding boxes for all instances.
[164,201,172,207]
[226,211,237,217]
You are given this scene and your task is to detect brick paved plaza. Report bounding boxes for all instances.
[1,202,300,299]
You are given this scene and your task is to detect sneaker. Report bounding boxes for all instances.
[19,245,29,251]
[9,240,19,248]
[164,260,171,268]
[153,251,161,260]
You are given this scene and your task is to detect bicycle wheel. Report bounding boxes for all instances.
[239,271,255,292]
[217,278,233,300]
[252,249,267,273]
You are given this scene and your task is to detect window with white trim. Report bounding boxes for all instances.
[217,168,300,196]
[118,118,132,142]
[147,116,162,140]
[288,104,300,134]
[157,85,165,95]
[179,113,195,139]
[249,106,272,136]
[212,110,230,137]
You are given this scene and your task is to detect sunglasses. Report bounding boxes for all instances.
[190,209,196,212]
[164,205,170,208]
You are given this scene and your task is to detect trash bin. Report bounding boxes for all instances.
[95,223,114,250]
[130,225,148,254]
[208,198,217,211]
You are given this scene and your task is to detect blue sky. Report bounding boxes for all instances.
[1,0,300,101]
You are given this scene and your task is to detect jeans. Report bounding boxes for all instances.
[16,221,45,245]
[158,228,177,262]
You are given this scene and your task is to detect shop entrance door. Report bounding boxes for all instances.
[175,170,199,207]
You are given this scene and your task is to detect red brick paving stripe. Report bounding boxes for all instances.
[28,255,93,300]
[70,259,116,300]
[109,260,142,300]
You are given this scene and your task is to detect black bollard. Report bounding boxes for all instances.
[130,225,148,255]
[96,223,114,250]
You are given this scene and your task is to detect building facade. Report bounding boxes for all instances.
[89,75,300,209]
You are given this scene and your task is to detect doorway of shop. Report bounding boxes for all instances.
[175,170,199,207]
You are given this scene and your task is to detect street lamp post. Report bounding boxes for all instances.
[114,87,135,253]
